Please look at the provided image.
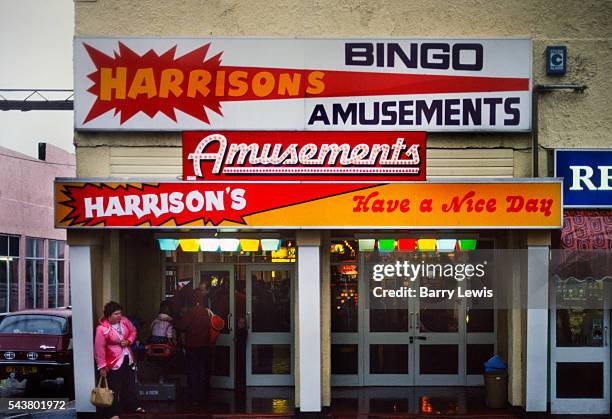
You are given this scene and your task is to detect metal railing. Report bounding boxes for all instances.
[0,89,74,111]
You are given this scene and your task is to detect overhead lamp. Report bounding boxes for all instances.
[358,239,376,252]
[179,239,200,252]
[240,239,259,252]
[437,239,457,252]
[378,239,396,252]
[199,238,220,252]
[398,239,417,251]
[261,239,281,251]
[157,239,179,251]
[417,239,436,252]
[458,239,477,251]
[219,238,240,252]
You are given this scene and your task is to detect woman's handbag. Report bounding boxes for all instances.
[207,308,225,346]
[90,376,114,407]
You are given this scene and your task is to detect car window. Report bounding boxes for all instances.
[0,315,68,335]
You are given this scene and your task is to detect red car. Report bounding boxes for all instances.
[0,308,73,394]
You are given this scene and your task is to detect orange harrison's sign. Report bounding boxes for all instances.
[55,180,562,229]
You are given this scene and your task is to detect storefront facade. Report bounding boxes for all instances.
[64,1,612,414]
[550,150,612,413]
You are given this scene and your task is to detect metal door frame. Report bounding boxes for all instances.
[334,251,496,387]
[362,254,414,386]
[330,259,364,386]
[195,264,235,389]
[413,289,466,386]
[246,264,295,386]
[550,278,611,414]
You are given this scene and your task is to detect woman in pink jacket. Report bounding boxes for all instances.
[94,301,145,418]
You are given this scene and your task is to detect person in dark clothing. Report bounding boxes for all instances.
[170,280,197,319]
[177,283,212,405]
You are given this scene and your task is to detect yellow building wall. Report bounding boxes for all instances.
[74,0,612,163]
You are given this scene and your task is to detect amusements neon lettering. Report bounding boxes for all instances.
[188,134,421,177]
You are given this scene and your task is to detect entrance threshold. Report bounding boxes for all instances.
[332,386,516,417]
[115,386,525,418]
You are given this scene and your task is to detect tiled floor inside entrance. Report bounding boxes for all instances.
[120,386,525,418]
[331,386,516,417]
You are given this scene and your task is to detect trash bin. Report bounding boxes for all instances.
[484,370,508,408]
[483,355,508,408]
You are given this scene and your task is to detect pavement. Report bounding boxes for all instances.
[0,400,76,419]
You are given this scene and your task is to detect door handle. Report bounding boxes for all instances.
[605,326,609,347]
[409,336,414,344]
[227,313,233,332]
[246,312,251,331]
[416,336,427,341]
[409,312,414,330]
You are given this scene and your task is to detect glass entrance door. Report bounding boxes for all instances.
[363,259,413,385]
[334,249,495,387]
[246,265,294,386]
[414,274,464,386]
[551,278,610,414]
[363,264,463,386]
[197,265,235,389]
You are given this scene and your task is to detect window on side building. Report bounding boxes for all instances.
[26,237,44,309]
[0,234,20,312]
[48,240,66,308]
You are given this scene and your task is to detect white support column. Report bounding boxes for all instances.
[297,244,321,412]
[70,246,96,413]
[526,244,549,412]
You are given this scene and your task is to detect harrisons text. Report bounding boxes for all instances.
[84,188,246,219]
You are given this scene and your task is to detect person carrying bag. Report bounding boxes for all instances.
[207,308,225,346]
[94,301,146,419]
[90,376,114,408]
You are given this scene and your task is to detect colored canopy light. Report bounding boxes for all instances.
[358,239,376,252]
[378,239,396,252]
[417,239,437,251]
[199,238,220,252]
[398,239,417,251]
[240,239,260,252]
[261,239,281,251]
[219,239,240,252]
[436,239,457,252]
[458,239,477,251]
[157,239,179,251]
[179,239,200,252]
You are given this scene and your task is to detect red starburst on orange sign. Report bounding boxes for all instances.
[83,42,224,124]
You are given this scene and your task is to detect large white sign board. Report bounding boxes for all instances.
[75,38,532,132]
